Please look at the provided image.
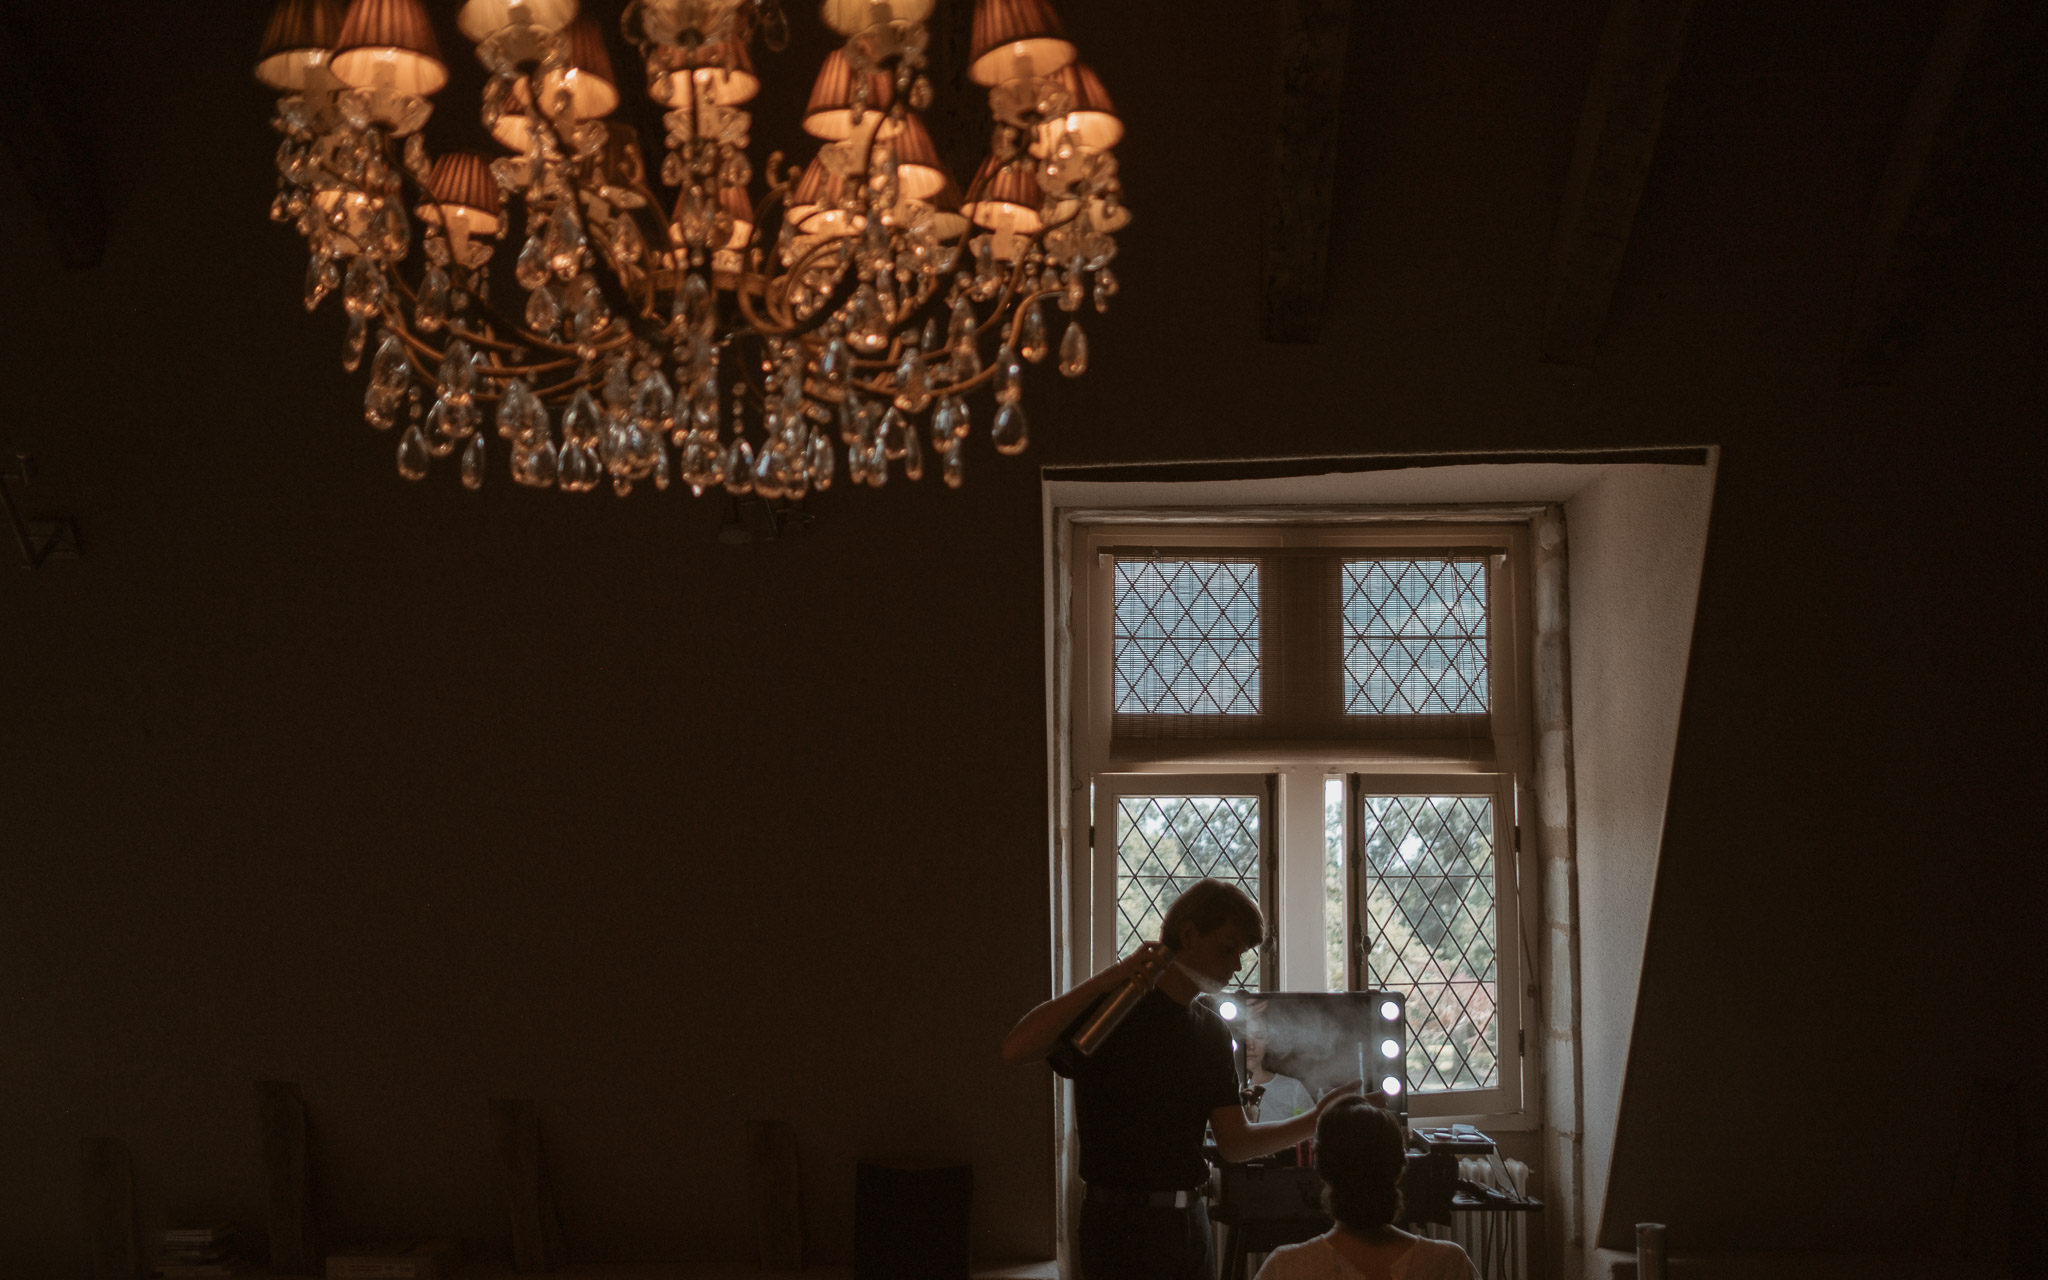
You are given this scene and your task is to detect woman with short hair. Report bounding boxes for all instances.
[1252,1099,1479,1280]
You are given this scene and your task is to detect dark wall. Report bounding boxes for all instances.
[1,0,2041,1271]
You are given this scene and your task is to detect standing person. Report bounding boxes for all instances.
[1252,1098,1478,1280]
[1002,879,1363,1280]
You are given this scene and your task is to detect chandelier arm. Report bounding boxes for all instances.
[385,256,594,361]
[386,319,587,386]
[919,287,1063,401]
[733,269,801,338]
[764,236,866,337]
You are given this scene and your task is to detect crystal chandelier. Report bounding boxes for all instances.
[254,0,1128,498]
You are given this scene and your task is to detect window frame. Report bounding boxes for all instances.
[1092,773,1278,990]
[1345,770,1527,1118]
[1060,513,1540,1128]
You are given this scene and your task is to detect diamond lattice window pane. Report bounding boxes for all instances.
[1358,795,1497,1092]
[1114,561,1261,715]
[1343,561,1489,715]
[1115,795,1262,989]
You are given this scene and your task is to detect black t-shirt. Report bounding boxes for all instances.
[1051,989,1242,1191]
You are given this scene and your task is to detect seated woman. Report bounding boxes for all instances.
[1252,1099,1478,1280]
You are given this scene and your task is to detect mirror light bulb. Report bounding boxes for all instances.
[1380,1039,1400,1059]
[1219,1000,1239,1020]
[1380,999,1400,1022]
[1381,1076,1403,1096]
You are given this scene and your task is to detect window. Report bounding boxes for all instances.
[1063,521,1536,1120]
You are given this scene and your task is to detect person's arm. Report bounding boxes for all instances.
[1000,942,1168,1064]
[1208,1083,1374,1164]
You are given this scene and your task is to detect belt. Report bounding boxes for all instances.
[1084,1184,1205,1209]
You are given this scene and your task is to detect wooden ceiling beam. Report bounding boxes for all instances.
[0,10,104,269]
[1260,0,1355,345]
[1541,0,1698,368]
[1842,0,2043,385]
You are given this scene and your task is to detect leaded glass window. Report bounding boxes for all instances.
[1357,794,1498,1092]
[1112,560,1261,715]
[1113,794,1264,989]
[1342,560,1490,715]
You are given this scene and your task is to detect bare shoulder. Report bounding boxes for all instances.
[1253,1236,1338,1280]
[1393,1236,1480,1279]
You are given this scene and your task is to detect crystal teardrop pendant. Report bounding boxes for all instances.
[440,340,480,405]
[807,429,835,491]
[1018,300,1048,363]
[563,389,604,448]
[415,265,450,331]
[305,255,340,311]
[515,236,548,291]
[652,442,671,491]
[752,443,785,499]
[342,313,369,371]
[397,424,432,480]
[558,441,600,493]
[997,349,1023,405]
[723,436,756,495]
[370,202,409,262]
[525,285,562,335]
[514,440,559,488]
[369,333,410,389]
[1059,321,1089,378]
[892,350,928,413]
[992,401,1029,455]
[1093,267,1119,314]
[942,438,965,489]
[460,433,485,489]
[865,432,889,487]
[847,284,888,354]
[903,422,925,481]
[881,407,907,460]
[342,256,385,318]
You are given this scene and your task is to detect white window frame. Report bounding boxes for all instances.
[1093,773,1278,989]
[1058,512,1539,1129]
[1345,770,1526,1118]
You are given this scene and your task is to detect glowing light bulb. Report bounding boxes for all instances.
[1219,1001,1239,1020]
[1381,1076,1403,1096]
[1380,1000,1400,1022]
[1381,1039,1401,1059]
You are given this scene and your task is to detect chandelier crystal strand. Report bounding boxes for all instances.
[256,0,1128,497]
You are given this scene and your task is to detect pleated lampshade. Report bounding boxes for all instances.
[456,0,578,42]
[720,184,756,252]
[879,113,949,201]
[820,0,935,35]
[331,0,448,97]
[786,156,860,235]
[417,152,503,235]
[255,0,347,90]
[920,176,970,242]
[802,49,895,141]
[967,0,1075,87]
[490,78,538,150]
[1035,62,1121,153]
[648,40,759,107]
[544,14,619,119]
[962,155,1044,234]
